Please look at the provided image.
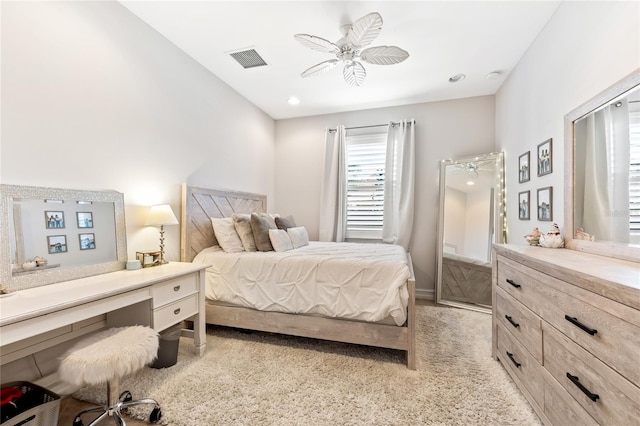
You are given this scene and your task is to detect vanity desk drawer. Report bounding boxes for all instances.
[495,287,542,363]
[153,294,198,332]
[152,273,198,308]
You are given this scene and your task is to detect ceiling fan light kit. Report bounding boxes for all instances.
[294,12,409,87]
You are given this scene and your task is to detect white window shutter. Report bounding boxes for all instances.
[345,134,387,239]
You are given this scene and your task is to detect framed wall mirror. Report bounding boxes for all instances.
[435,152,505,313]
[0,184,127,290]
[564,69,640,263]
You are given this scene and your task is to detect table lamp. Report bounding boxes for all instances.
[146,204,179,264]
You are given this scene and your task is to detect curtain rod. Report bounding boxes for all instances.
[328,120,415,134]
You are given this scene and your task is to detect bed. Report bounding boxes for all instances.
[180,185,416,369]
[440,252,492,306]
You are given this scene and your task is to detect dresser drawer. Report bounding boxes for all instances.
[543,371,598,426]
[543,324,640,426]
[495,287,542,363]
[497,322,544,408]
[496,256,546,316]
[536,280,640,386]
[498,255,640,386]
[152,273,198,308]
[153,294,198,332]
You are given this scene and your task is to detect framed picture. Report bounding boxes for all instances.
[518,151,530,183]
[537,186,553,221]
[518,191,530,220]
[79,233,96,250]
[537,138,552,176]
[45,211,65,229]
[47,235,68,254]
[77,212,94,228]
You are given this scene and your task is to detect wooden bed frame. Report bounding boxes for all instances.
[180,184,416,369]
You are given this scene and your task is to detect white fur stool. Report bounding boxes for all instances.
[59,326,162,426]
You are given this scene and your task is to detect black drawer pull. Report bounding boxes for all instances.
[506,351,521,368]
[173,285,181,292]
[506,279,521,289]
[15,415,36,426]
[565,315,598,335]
[505,315,520,328]
[567,373,599,402]
[174,308,181,315]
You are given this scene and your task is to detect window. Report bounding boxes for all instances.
[630,107,640,234]
[345,132,387,240]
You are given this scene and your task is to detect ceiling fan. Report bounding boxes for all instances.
[294,12,409,87]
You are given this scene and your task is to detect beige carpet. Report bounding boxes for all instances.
[74,305,542,425]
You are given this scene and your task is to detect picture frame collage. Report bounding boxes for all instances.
[44,210,95,254]
[518,138,553,221]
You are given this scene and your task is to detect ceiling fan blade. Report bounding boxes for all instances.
[294,34,340,54]
[360,46,410,65]
[301,59,339,78]
[343,61,367,87]
[347,12,383,48]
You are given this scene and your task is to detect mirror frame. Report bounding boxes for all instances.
[564,69,640,263]
[0,184,128,290]
[435,151,505,314]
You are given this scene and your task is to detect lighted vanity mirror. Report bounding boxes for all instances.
[565,69,640,263]
[435,152,505,313]
[0,184,127,290]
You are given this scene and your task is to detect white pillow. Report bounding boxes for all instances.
[211,217,244,253]
[287,227,309,249]
[268,229,293,252]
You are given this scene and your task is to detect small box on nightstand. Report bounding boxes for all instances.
[136,250,161,268]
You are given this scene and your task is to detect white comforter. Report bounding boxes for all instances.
[192,241,411,326]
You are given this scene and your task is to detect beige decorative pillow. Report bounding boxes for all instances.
[250,213,277,252]
[275,215,297,231]
[232,213,257,252]
[210,217,244,253]
[269,229,293,252]
[287,226,309,249]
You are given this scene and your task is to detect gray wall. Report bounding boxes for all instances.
[1,1,276,261]
[496,1,640,243]
[274,96,496,298]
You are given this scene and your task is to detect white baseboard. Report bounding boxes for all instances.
[415,288,434,301]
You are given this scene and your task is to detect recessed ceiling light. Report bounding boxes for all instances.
[287,97,300,105]
[449,74,466,83]
[466,180,475,186]
[486,71,503,80]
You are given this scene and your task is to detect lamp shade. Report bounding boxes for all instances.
[146,204,179,226]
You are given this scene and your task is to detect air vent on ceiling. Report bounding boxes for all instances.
[229,48,268,69]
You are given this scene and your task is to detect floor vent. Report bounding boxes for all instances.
[229,49,268,69]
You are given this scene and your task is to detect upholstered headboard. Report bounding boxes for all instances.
[180,184,267,261]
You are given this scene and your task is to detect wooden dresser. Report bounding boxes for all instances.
[492,244,640,425]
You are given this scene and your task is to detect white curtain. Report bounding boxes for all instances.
[581,102,630,242]
[319,125,347,242]
[382,119,416,250]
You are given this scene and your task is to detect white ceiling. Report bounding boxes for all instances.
[120,1,561,120]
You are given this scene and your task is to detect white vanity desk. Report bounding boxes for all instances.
[0,262,209,369]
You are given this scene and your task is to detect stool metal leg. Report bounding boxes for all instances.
[72,380,162,426]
